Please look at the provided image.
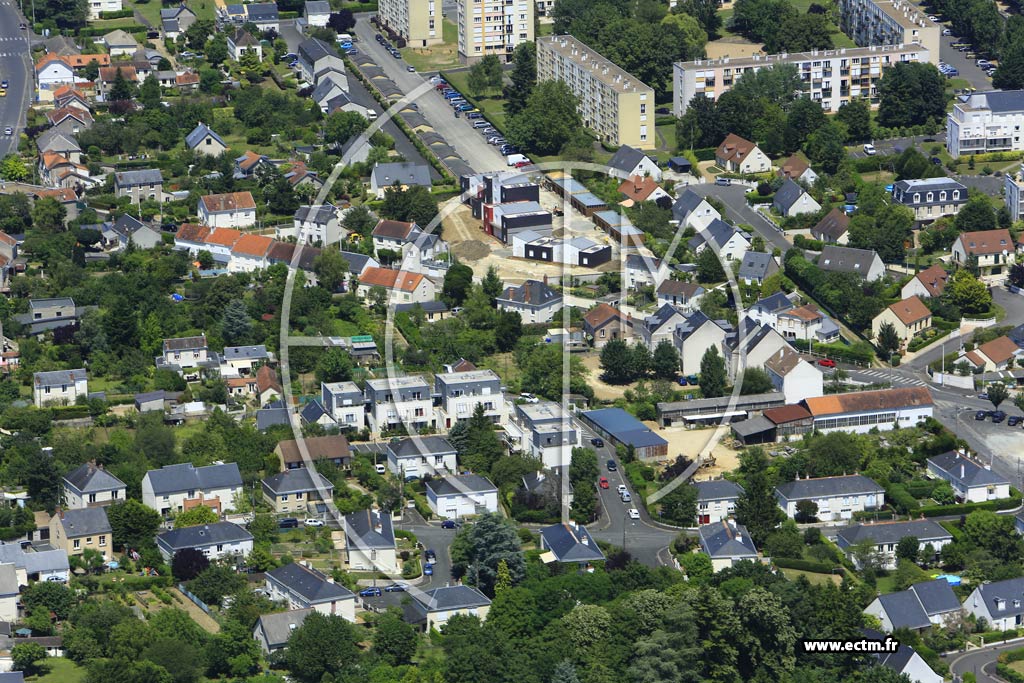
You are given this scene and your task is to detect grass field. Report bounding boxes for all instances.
[779,568,843,585]
[401,20,461,72]
[442,70,508,131]
[126,0,216,27]
[30,658,87,683]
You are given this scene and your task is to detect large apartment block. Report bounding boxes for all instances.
[378,0,442,47]
[537,35,655,149]
[947,90,1024,158]
[839,0,939,62]
[673,44,930,116]
[1006,164,1024,222]
[457,0,534,64]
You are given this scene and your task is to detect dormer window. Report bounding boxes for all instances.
[953,191,960,200]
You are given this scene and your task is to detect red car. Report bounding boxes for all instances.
[818,358,836,368]
[599,477,609,489]
[514,160,532,168]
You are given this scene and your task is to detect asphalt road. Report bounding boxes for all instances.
[0,5,30,158]
[939,34,994,91]
[949,639,1024,683]
[692,182,793,255]
[352,15,508,173]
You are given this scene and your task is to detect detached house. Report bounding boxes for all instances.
[262,469,334,515]
[927,450,1011,502]
[426,475,499,519]
[607,144,662,181]
[114,169,163,203]
[687,218,750,263]
[185,122,228,157]
[297,37,342,84]
[763,346,823,404]
[161,5,197,39]
[673,311,729,376]
[964,577,1024,630]
[892,178,967,221]
[671,189,721,231]
[624,254,670,290]
[872,296,932,344]
[778,153,818,184]
[141,462,243,516]
[227,29,262,62]
[364,375,434,434]
[836,520,952,570]
[20,297,79,336]
[435,369,505,428]
[157,335,214,377]
[776,304,840,343]
[818,245,885,281]
[266,562,356,620]
[960,335,1020,372]
[583,303,632,348]
[254,609,313,654]
[386,436,457,478]
[539,522,605,565]
[773,178,821,217]
[33,369,88,408]
[371,219,447,262]
[639,303,687,350]
[865,579,962,632]
[370,162,432,199]
[737,252,779,286]
[496,279,563,324]
[657,280,705,313]
[951,229,1017,280]
[406,586,491,631]
[693,479,743,525]
[343,509,398,573]
[49,507,111,560]
[357,267,436,304]
[319,382,365,431]
[698,520,759,572]
[617,175,671,207]
[715,134,770,174]
[276,434,352,471]
[902,264,949,300]
[62,462,126,509]
[775,474,885,522]
[102,29,139,57]
[199,192,257,229]
[811,207,851,245]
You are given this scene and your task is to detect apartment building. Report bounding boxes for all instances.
[947,90,1024,158]
[1007,163,1024,222]
[379,0,441,47]
[892,177,968,221]
[434,369,506,428]
[839,0,940,62]
[537,35,655,149]
[673,44,930,116]
[457,0,534,64]
[364,375,434,434]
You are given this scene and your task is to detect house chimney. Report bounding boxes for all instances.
[56,506,64,519]
[543,274,548,286]
[961,464,965,479]
[580,533,588,546]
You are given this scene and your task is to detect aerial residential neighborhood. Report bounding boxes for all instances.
[0,0,1021,680]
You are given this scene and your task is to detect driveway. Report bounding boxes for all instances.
[0,11,31,158]
[690,182,792,255]
[352,15,507,173]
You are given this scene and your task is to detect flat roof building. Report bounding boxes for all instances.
[839,0,940,63]
[457,0,533,64]
[378,0,441,48]
[537,35,655,149]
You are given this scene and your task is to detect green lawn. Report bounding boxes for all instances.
[30,658,87,683]
[779,568,843,585]
[442,71,508,131]
[401,20,462,72]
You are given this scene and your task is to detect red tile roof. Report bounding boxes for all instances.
[66,54,111,68]
[716,133,759,164]
[200,191,257,213]
[803,387,933,417]
[617,175,662,203]
[175,223,211,243]
[372,219,416,240]
[957,229,1013,256]
[886,296,931,326]
[359,266,425,292]
[912,264,949,297]
[203,228,243,247]
[98,66,137,82]
[232,234,273,258]
[977,335,1019,365]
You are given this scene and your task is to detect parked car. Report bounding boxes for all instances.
[818,358,837,368]
[384,583,407,592]
[359,586,382,597]
[467,112,484,119]
[591,437,604,447]
[599,477,610,489]
[992,410,1007,423]
[304,518,325,527]
[441,520,459,529]
[978,392,989,400]
[616,484,628,495]
[424,548,436,562]
[863,143,877,155]
[473,120,490,128]
[520,393,539,403]
[375,463,386,474]
[407,65,415,72]
[424,563,434,576]
[514,161,532,168]
[607,459,617,471]
[1008,416,1022,426]
[628,508,640,520]
[2,128,10,136]
[278,517,299,529]
[975,410,988,420]
[621,491,632,503]
[714,177,731,186]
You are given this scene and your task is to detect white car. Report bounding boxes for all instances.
[375,463,386,474]
[628,508,640,520]
[863,143,877,156]
[616,484,628,495]
[304,518,325,527]
[520,393,540,403]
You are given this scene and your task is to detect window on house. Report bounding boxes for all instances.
[99,536,106,547]
[73,540,80,550]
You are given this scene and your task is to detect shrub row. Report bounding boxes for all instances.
[772,557,837,573]
[99,9,134,18]
[885,482,920,514]
[919,492,1021,517]
[790,339,876,364]
[793,234,824,251]
[745,192,774,205]
[1002,647,1024,663]
[693,147,717,162]
[852,155,897,173]
[956,151,1023,164]
[998,663,1024,683]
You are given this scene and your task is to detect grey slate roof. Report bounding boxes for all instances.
[37,128,81,154]
[0,544,69,575]
[339,250,373,275]
[295,204,336,225]
[498,279,561,308]
[185,122,225,150]
[56,507,111,537]
[607,145,650,174]
[223,345,269,361]
[411,585,491,612]
[979,89,1024,113]
[969,577,1024,620]
[34,369,86,387]
[344,509,395,549]
[63,462,125,494]
[773,178,806,212]
[256,608,313,649]
[145,462,242,496]
[752,292,795,315]
[687,218,746,251]
[371,161,431,189]
[698,521,757,558]
[157,522,253,551]
[813,207,850,240]
[263,468,334,495]
[876,589,931,630]
[928,450,1010,487]
[737,252,777,281]
[394,300,450,314]
[305,0,330,13]
[776,474,885,502]
[911,578,961,615]
[389,436,457,458]
[426,474,497,497]
[671,189,707,222]
[836,520,952,548]
[893,177,968,207]
[299,37,335,64]
[0,565,16,598]
[644,303,684,334]
[267,562,355,603]
[693,479,744,502]
[300,398,329,424]
[540,522,605,563]
[115,168,163,186]
[257,405,290,431]
[246,2,278,20]
[818,245,880,276]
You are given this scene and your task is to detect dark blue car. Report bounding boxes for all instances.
[424,563,434,576]
[441,520,458,529]
[359,586,382,597]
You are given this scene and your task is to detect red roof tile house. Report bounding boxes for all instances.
[583,303,632,348]
[357,266,437,304]
[617,176,671,207]
[230,234,274,273]
[198,192,257,228]
[872,296,932,343]
[960,335,1021,372]
[715,134,771,174]
[901,264,949,300]
[951,229,1016,281]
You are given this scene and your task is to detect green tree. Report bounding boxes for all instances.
[651,340,681,380]
[188,564,245,606]
[31,196,67,233]
[284,613,360,683]
[740,368,774,395]
[312,249,349,292]
[550,661,581,683]
[699,346,727,398]
[954,193,998,232]
[314,347,354,384]
[107,499,162,552]
[736,587,797,681]
[804,120,847,175]
[794,499,818,523]
[372,610,418,665]
[836,99,873,142]
[220,299,252,345]
[43,0,87,28]
[139,74,162,110]
[342,204,377,237]
[895,535,920,564]
[994,40,1024,89]
[481,265,504,305]
[600,339,634,384]
[876,321,901,361]
[735,447,783,546]
[175,505,219,528]
[503,41,537,117]
[172,548,211,581]
[108,68,136,102]
[766,12,833,53]
[696,246,726,283]
[877,62,947,128]
[659,482,698,525]
[507,79,583,156]
[447,404,505,474]
[947,269,991,315]
[494,311,522,352]
[0,155,28,182]
[21,581,75,620]
[449,512,524,595]
[11,642,46,675]
[324,111,369,147]
[467,61,489,97]
[442,262,475,306]
[987,382,1009,410]
[676,0,722,38]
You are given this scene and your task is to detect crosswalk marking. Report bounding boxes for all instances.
[855,369,927,386]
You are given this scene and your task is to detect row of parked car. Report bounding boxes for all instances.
[974,409,1021,425]
[431,77,533,168]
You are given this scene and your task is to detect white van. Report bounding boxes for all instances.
[366,109,378,121]
[506,153,529,166]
